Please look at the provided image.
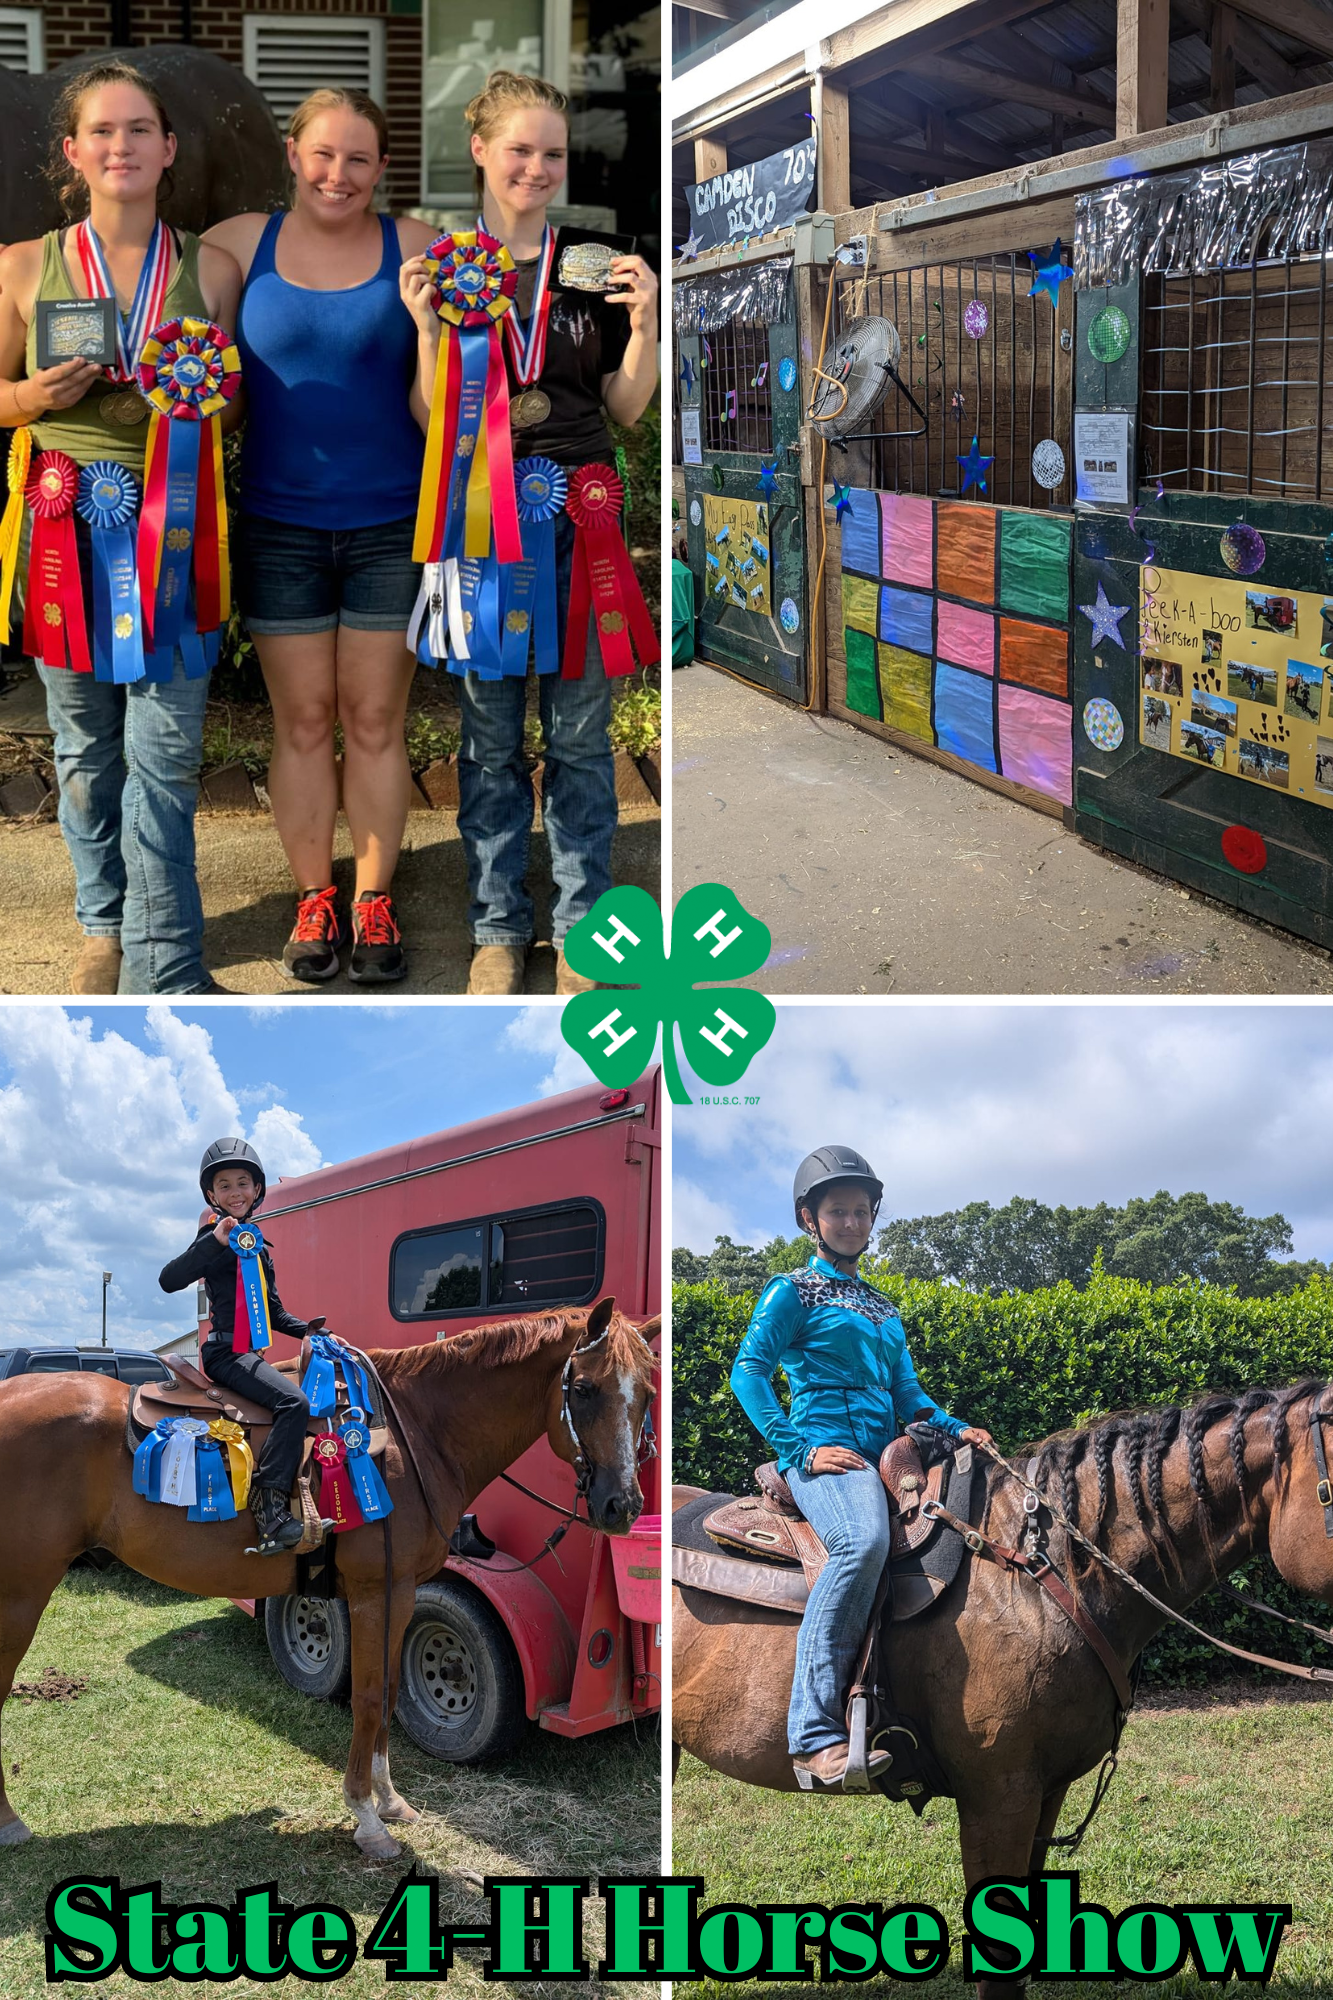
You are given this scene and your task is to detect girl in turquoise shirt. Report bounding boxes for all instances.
[730,1146,990,1792]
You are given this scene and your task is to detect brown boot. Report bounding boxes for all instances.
[555,951,598,996]
[466,944,527,995]
[71,938,122,995]
[793,1741,894,1792]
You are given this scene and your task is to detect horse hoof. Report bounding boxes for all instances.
[355,1831,402,1862]
[379,1801,420,1824]
[0,1817,32,1847]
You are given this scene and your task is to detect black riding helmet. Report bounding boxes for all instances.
[199,1137,267,1212]
[793,1146,884,1235]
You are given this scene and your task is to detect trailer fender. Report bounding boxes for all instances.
[444,1555,576,1720]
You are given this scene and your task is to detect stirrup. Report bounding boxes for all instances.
[843,1695,872,1792]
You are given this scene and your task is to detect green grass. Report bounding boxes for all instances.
[673,1689,1333,1996]
[0,1565,658,1998]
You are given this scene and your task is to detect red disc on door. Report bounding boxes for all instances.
[1221,825,1267,874]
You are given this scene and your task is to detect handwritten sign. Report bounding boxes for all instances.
[1138,565,1333,807]
[685,140,816,254]
[703,494,771,616]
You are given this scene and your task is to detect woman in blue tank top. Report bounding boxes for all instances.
[205,90,437,986]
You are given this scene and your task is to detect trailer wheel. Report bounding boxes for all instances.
[264,1595,353,1701]
[395,1579,526,1763]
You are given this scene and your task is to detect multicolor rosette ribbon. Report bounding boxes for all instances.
[311,1432,364,1533]
[501,457,566,677]
[299,1333,374,1419]
[78,462,145,684]
[229,1222,273,1355]
[0,427,32,642]
[133,1416,241,1519]
[208,1417,254,1511]
[136,315,239,678]
[413,230,521,588]
[337,1418,393,1522]
[22,450,91,673]
[563,463,660,679]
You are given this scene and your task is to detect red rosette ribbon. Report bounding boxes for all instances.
[562,463,660,679]
[311,1432,365,1534]
[22,451,91,673]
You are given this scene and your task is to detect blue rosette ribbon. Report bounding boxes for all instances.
[337,1418,394,1522]
[229,1222,273,1354]
[505,457,567,676]
[77,461,146,685]
[133,1415,177,1502]
[188,1436,237,1522]
[300,1332,373,1418]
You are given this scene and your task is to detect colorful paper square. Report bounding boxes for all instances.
[880,494,934,589]
[934,663,996,771]
[937,600,994,674]
[879,586,934,655]
[936,503,995,604]
[877,642,934,742]
[844,625,881,719]
[841,572,878,637]
[999,511,1071,623]
[839,488,881,577]
[999,618,1070,698]
[998,683,1073,803]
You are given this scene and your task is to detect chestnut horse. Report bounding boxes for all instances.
[0,1298,657,1861]
[674,1381,1333,1998]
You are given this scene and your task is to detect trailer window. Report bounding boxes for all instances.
[492,1205,600,1306]
[393,1225,484,1315]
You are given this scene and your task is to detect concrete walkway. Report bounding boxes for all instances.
[672,665,1333,995]
[1,803,658,995]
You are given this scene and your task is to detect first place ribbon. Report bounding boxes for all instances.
[77,461,145,684]
[311,1433,365,1534]
[503,456,566,676]
[337,1419,394,1522]
[229,1222,273,1355]
[562,463,660,680]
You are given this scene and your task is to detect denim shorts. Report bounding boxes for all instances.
[235,511,421,636]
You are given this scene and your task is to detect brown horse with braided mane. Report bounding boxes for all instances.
[0,1298,657,1862]
[674,1380,1333,1998]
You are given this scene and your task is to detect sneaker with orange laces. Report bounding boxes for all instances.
[282,885,348,983]
[350,890,407,985]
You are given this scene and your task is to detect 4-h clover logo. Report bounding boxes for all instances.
[559,886,776,1105]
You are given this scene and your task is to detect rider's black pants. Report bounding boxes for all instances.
[201,1340,309,1498]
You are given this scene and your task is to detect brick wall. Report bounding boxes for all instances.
[36,0,423,208]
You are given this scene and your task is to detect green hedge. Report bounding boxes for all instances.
[672,1267,1333,1684]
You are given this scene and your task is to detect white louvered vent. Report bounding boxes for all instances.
[242,16,385,130]
[0,9,44,71]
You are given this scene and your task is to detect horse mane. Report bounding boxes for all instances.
[997,1378,1327,1573]
[372,1308,655,1387]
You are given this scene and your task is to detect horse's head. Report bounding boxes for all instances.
[547,1298,658,1534]
[1264,1384,1333,1604]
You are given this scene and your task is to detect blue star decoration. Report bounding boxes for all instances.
[830,480,853,523]
[956,436,994,494]
[679,353,695,397]
[678,228,703,262]
[1079,579,1131,650]
[756,459,778,503]
[1028,239,1074,305]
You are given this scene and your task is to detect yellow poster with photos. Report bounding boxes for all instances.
[1139,566,1333,807]
[703,495,771,617]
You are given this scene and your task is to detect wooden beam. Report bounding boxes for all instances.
[694,135,727,180]
[1210,4,1237,112]
[859,77,1019,167]
[674,0,748,18]
[817,73,852,211]
[855,133,1023,180]
[903,50,1113,123]
[1173,0,1300,99]
[826,0,1059,87]
[1225,0,1333,62]
[1116,0,1170,136]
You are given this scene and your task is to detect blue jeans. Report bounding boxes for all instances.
[786,1463,893,1756]
[38,657,210,994]
[457,519,616,945]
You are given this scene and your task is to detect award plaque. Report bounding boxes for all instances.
[554,228,637,294]
[35,297,117,371]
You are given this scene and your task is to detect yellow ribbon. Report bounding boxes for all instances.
[0,428,32,641]
[211,420,230,623]
[464,414,491,560]
[413,327,452,563]
[207,1417,254,1511]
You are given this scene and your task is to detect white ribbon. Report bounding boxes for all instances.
[159,1429,198,1506]
[408,563,458,666]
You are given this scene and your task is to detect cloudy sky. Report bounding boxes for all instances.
[0,1003,578,1349]
[672,1002,1333,1263]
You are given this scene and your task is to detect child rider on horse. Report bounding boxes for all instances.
[159,1139,311,1554]
[730,1145,992,1793]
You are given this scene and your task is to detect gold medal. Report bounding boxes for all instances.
[510,389,551,429]
[100,389,148,427]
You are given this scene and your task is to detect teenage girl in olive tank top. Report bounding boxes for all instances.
[0,61,241,995]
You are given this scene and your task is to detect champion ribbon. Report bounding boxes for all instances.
[338,1420,394,1522]
[77,462,145,683]
[312,1433,364,1533]
[229,1222,273,1355]
[136,316,239,666]
[23,451,91,673]
[208,1417,254,1510]
[299,1334,374,1419]
[491,217,555,386]
[159,1417,210,1507]
[508,457,566,676]
[0,427,31,642]
[412,232,522,572]
[562,463,660,679]
[133,1417,177,1503]
[188,1437,237,1522]
[74,218,172,384]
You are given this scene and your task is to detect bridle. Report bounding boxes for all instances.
[1309,1394,1333,1536]
[556,1319,658,1499]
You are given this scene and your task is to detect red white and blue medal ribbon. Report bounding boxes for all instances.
[563,462,660,679]
[75,218,172,384]
[503,456,565,675]
[229,1222,273,1354]
[77,461,144,683]
[23,451,91,674]
[486,215,555,387]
